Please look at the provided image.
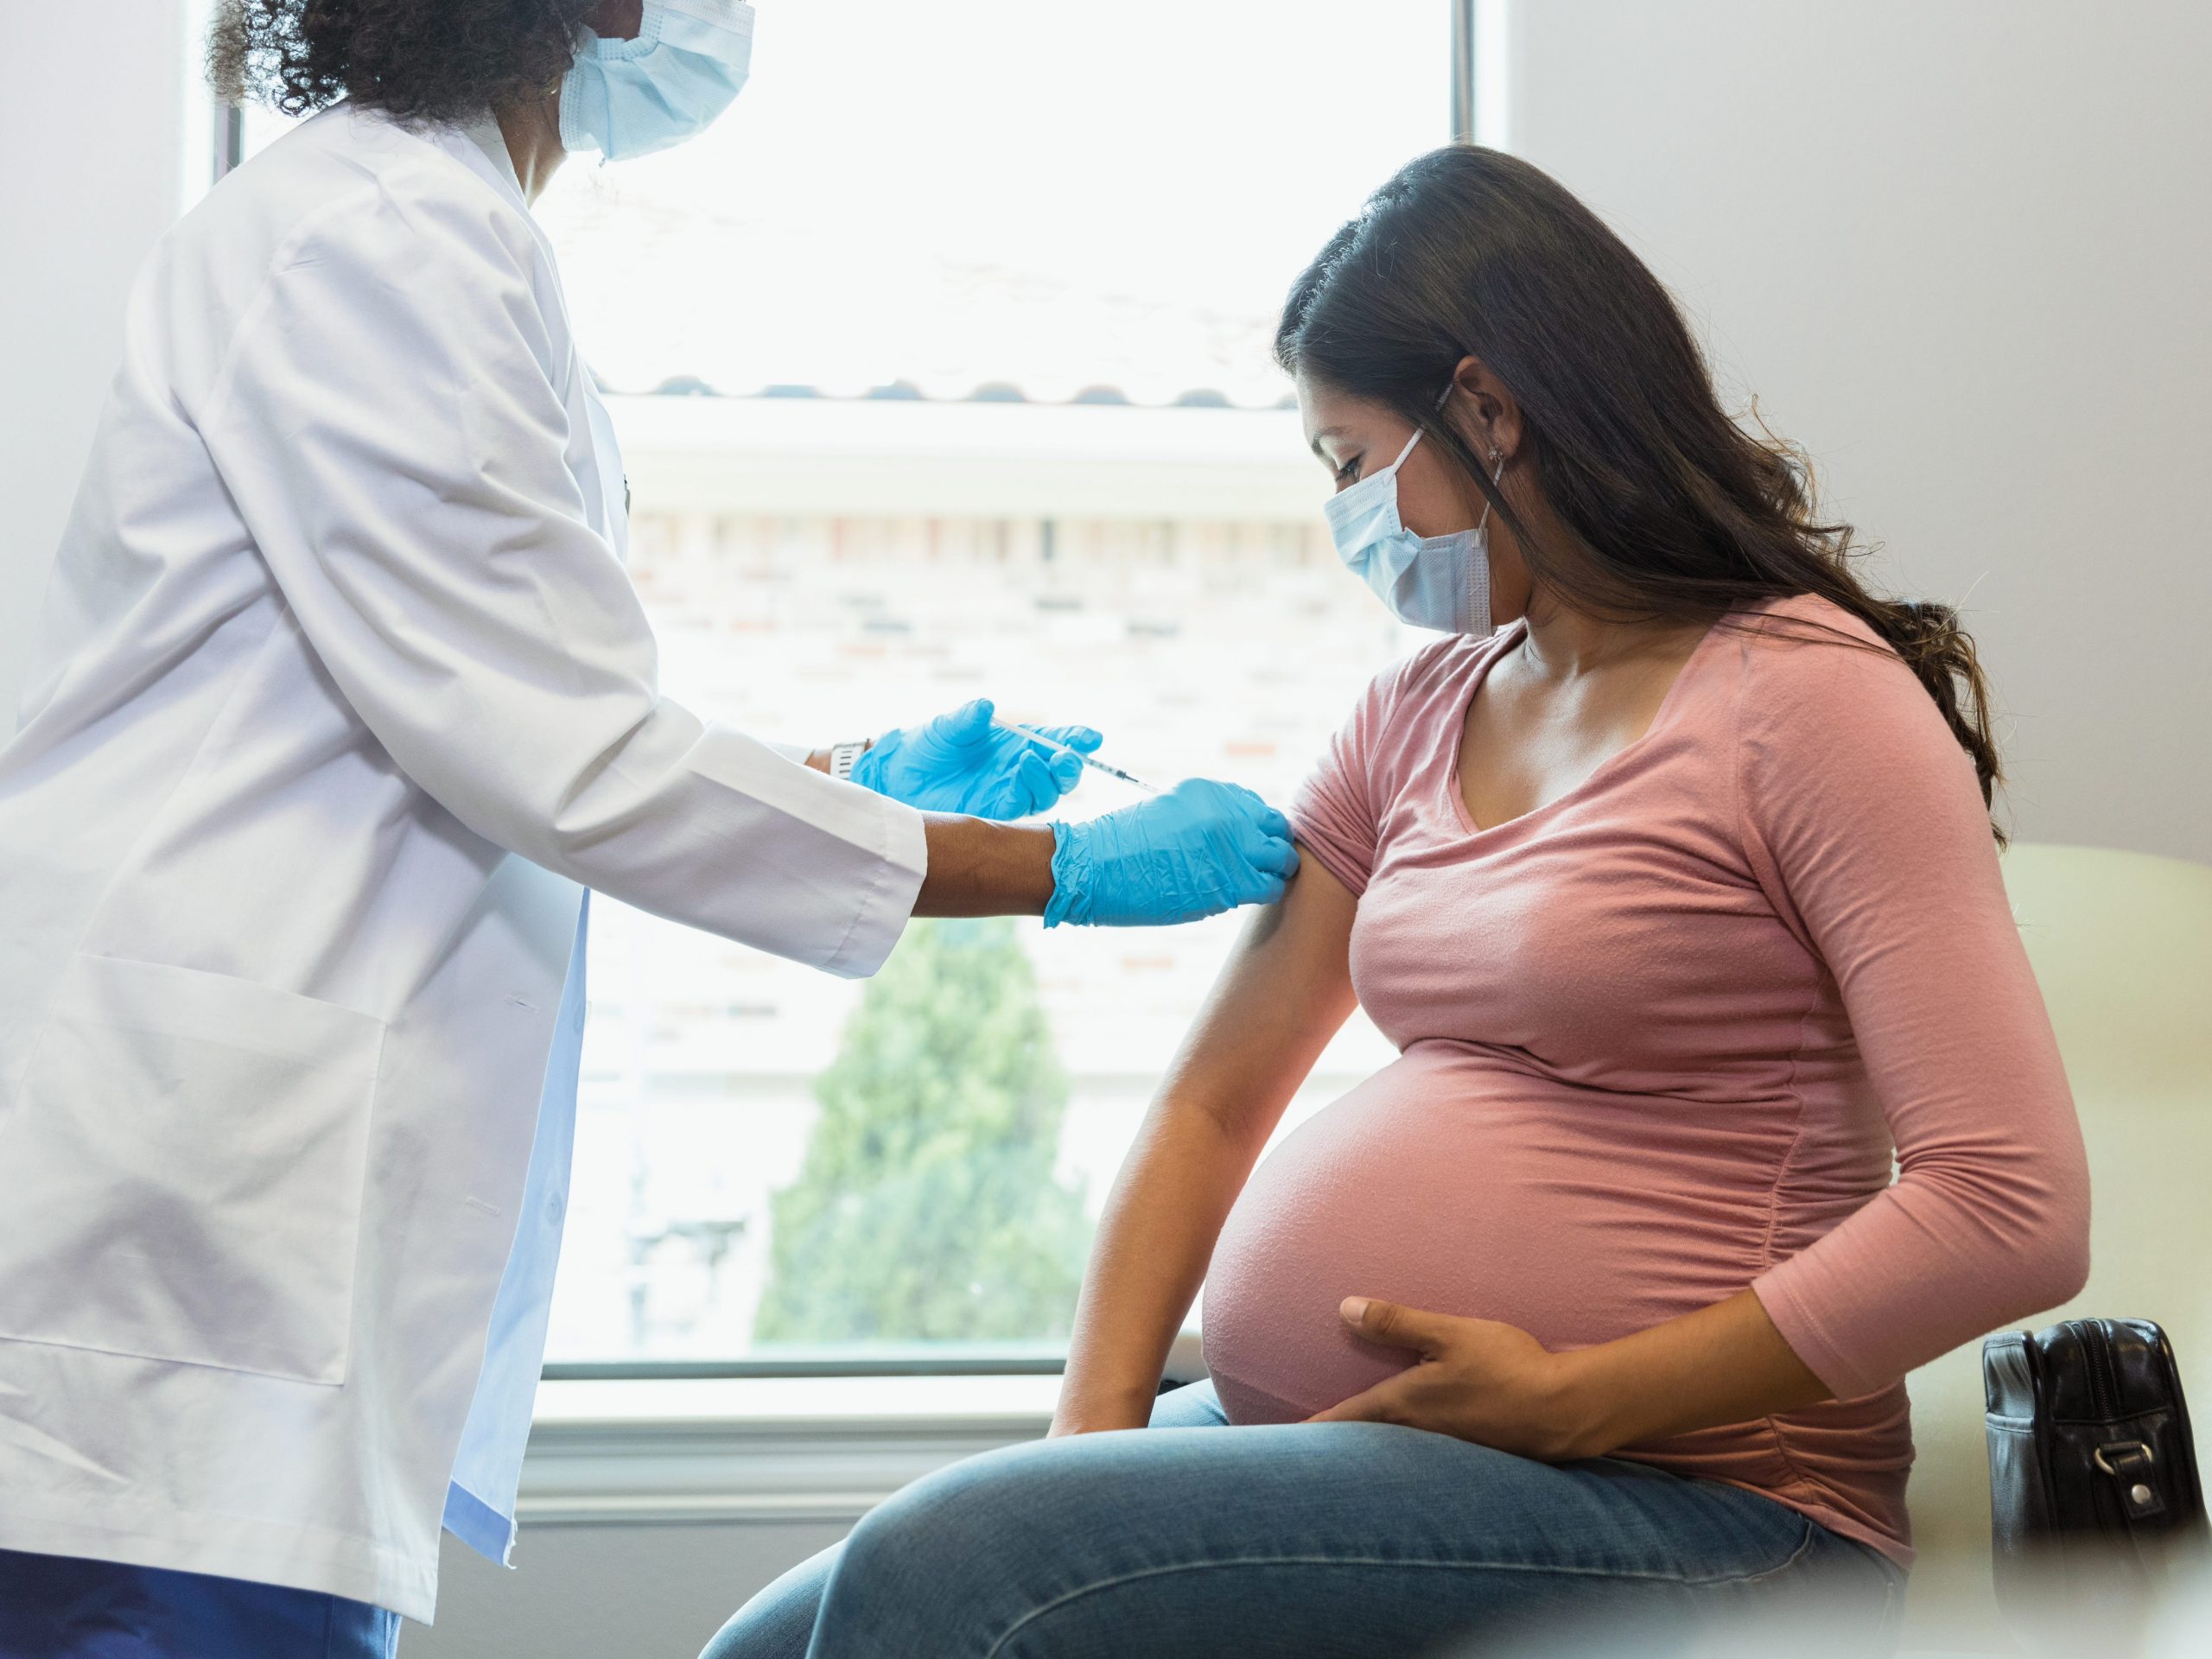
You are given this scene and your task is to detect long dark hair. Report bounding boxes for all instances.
[1277,146,2005,838]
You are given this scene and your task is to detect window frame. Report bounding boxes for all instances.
[543,3,1484,1388]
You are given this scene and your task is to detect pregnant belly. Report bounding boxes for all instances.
[1200,1044,1777,1426]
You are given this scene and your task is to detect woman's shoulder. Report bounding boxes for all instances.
[216,105,544,281]
[1725,590,1921,718]
[1726,589,1976,808]
[1313,631,1503,800]
[1735,588,1887,648]
[1362,627,1514,724]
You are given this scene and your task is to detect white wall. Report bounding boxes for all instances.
[0,0,188,709]
[1510,0,2212,866]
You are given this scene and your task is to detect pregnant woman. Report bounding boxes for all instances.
[704,147,2091,1659]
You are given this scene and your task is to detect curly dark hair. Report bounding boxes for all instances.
[208,0,596,125]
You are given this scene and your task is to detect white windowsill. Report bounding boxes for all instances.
[518,1337,1205,1529]
[520,1375,1060,1529]
[533,1371,1067,1429]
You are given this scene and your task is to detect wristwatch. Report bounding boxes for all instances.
[828,740,870,782]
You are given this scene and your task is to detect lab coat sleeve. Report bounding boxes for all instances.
[198,173,925,978]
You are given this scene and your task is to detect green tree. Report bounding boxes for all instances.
[753,918,1091,1344]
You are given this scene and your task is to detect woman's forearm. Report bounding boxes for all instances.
[1052,863,1362,1433]
[1560,1287,1830,1458]
[1054,1105,1269,1432]
[797,736,1053,917]
[913,817,1055,917]
[801,741,1053,915]
[1316,1283,1832,1459]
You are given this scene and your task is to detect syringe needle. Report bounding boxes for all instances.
[995,719,1160,794]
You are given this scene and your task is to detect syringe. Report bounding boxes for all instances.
[995,718,1160,794]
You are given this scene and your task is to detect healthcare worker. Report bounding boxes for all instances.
[0,1,1297,1652]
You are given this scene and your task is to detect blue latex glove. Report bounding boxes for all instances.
[851,698,1103,820]
[1044,779,1300,928]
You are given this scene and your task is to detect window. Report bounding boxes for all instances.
[181,0,1466,1371]
[545,0,1453,1370]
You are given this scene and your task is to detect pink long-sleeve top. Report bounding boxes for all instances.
[1198,592,2090,1567]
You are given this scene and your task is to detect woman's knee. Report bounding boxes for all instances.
[814,1435,1146,1651]
[705,1439,1098,1656]
[700,1541,843,1659]
[836,1440,1065,1589]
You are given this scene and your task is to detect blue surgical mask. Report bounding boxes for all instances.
[560,0,756,162]
[1323,416,1507,636]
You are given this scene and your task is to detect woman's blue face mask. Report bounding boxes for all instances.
[1323,415,1507,637]
[560,0,756,162]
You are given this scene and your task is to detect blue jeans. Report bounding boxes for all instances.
[0,1548,399,1658]
[702,1380,1904,1659]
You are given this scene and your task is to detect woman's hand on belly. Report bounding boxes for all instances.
[1306,1298,1594,1460]
[1306,1287,1833,1462]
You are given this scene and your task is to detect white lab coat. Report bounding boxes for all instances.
[0,103,927,1621]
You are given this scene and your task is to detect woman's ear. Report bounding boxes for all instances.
[583,0,645,40]
[1447,353,1523,467]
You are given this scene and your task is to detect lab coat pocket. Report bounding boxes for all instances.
[0,954,385,1385]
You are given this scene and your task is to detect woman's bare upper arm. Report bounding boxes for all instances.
[1152,848,1361,1146]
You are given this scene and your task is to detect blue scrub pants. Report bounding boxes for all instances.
[702,1380,1905,1659]
[0,1549,398,1658]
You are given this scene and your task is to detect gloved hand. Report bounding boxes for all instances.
[1044,779,1301,927]
[851,698,1102,821]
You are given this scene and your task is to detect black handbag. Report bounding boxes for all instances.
[1983,1318,2209,1647]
